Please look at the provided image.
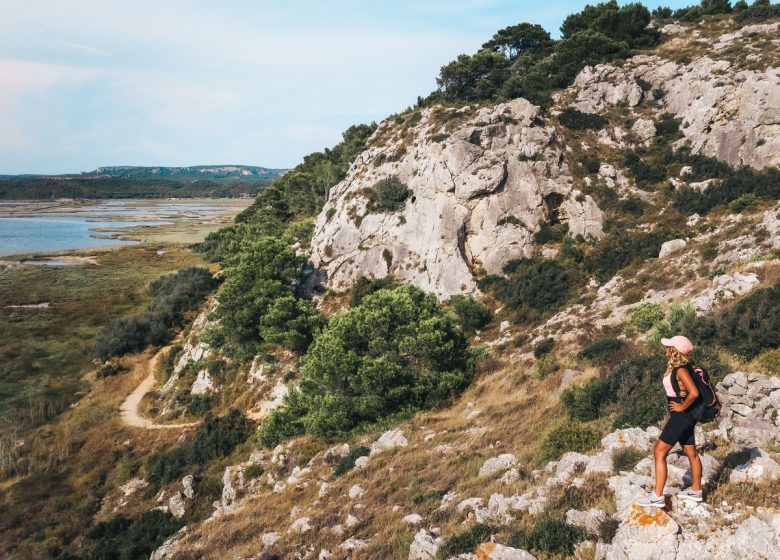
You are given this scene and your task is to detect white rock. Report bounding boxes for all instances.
[181,475,195,499]
[607,504,680,559]
[729,451,780,483]
[567,508,609,536]
[354,455,370,469]
[289,517,311,534]
[631,118,656,143]
[370,429,408,455]
[339,537,369,550]
[457,497,484,513]
[167,492,185,519]
[403,513,424,525]
[408,529,443,560]
[475,543,537,559]
[659,239,687,259]
[190,369,215,395]
[499,320,511,332]
[346,514,360,527]
[261,532,280,547]
[479,454,518,478]
[348,484,365,499]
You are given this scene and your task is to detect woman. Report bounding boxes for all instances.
[636,335,703,508]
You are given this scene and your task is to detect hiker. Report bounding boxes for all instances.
[636,335,704,507]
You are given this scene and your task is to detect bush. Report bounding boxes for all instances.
[612,445,646,472]
[558,107,608,130]
[674,163,780,215]
[624,150,666,185]
[438,523,498,558]
[536,355,560,379]
[534,222,568,244]
[259,285,474,444]
[562,381,610,421]
[585,230,668,282]
[372,176,410,213]
[509,517,587,555]
[450,295,491,334]
[350,276,397,307]
[627,303,665,333]
[715,282,780,359]
[95,268,216,361]
[561,1,659,49]
[82,510,183,560]
[577,337,623,366]
[147,409,253,487]
[612,385,666,428]
[96,363,128,379]
[540,421,600,461]
[490,258,581,322]
[333,446,370,477]
[533,338,555,358]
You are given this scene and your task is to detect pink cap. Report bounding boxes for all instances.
[661,335,693,355]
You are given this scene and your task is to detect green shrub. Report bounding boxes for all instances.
[450,295,491,334]
[490,258,581,321]
[627,303,665,333]
[535,222,569,244]
[186,394,214,416]
[536,355,560,379]
[438,523,498,558]
[624,150,666,185]
[96,363,128,379]
[533,338,555,358]
[333,445,370,477]
[729,193,760,213]
[82,510,183,560]
[558,107,608,130]
[349,276,397,307]
[655,114,681,141]
[372,176,410,213]
[509,517,587,555]
[612,385,666,428]
[716,282,780,359]
[147,409,253,487]
[582,156,601,174]
[540,421,600,461]
[559,236,585,264]
[612,445,646,472]
[259,285,474,444]
[620,288,644,305]
[577,337,624,366]
[585,230,667,282]
[561,381,609,421]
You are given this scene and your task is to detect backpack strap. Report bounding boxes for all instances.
[669,365,690,398]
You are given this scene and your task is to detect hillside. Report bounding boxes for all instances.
[2,2,780,560]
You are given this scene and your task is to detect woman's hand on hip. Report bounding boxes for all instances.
[668,402,686,412]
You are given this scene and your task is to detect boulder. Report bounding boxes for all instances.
[261,532,280,547]
[289,517,311,534]
[181,474,195,499]
[475,543,537,559]
[606,504,680,560]
[729,449,780,483]
[348,484,365,499]
[190,369,215,395]
[167,491,185,519]
[479,454,518,478]
[566,508,609,536]
[403,513,424,525]
[409,529,443,560]
[658,239,687,259]
[631,118,656,143]
[371,429,408,455]
[727,516,778,558]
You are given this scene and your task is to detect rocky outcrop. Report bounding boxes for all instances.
[570,54,780,170]
[309,99,603,298]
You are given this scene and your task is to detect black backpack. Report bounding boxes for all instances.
[671,364,721,423]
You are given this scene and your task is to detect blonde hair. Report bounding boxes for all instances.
[664,346,691,376]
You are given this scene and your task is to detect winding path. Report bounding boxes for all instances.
[120,344,199,430]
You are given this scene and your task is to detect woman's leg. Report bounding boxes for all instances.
[682,444,703,491]
[653,439,673,496]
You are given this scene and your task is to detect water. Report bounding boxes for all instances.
[0,217,166,257]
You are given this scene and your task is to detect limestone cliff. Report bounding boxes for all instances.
[309,99,604,298]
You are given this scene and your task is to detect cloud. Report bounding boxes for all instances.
[51,40,110,57]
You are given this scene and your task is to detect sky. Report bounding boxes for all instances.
[0,0,692,174]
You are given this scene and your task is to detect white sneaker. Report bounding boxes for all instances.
[677,488,703,502]
[635,492,665,508]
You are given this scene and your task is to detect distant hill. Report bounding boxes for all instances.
[0,165,287,199]
[84,165,285,182]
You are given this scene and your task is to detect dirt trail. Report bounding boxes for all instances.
[120,344,199,430]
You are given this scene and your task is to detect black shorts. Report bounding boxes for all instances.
[659,407,697,447]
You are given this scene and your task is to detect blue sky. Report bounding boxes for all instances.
[0,0,691,174]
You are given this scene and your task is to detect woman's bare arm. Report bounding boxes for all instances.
[669,367,700,412]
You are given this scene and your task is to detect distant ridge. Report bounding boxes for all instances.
[2,165,286,182]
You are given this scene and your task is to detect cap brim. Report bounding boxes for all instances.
[660,338,673,346]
